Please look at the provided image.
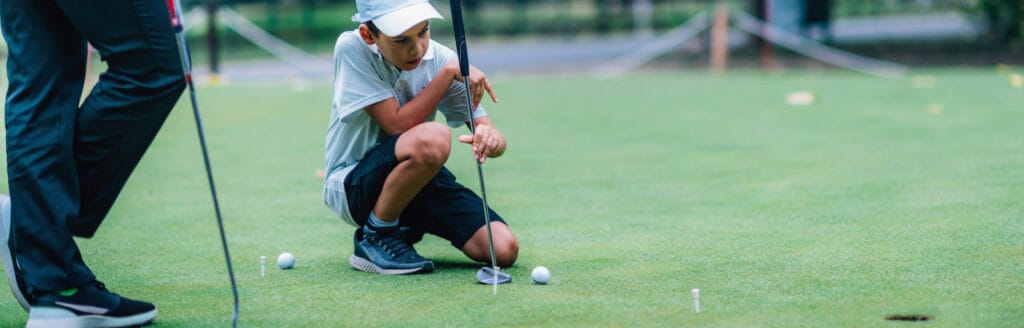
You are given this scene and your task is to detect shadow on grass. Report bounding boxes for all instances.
[431,259,489,271]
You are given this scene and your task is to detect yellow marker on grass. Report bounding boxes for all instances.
[1009,73,1023,88]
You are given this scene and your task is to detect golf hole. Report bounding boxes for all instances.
[884,314,933,322]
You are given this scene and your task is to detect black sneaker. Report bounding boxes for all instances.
[349,226,434,275]
[1,194,32,311]
[26,281,157,328]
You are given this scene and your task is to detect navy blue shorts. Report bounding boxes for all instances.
[344,134,505,249]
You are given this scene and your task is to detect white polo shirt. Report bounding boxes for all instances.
[323,29,486,226]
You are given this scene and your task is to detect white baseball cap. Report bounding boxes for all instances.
[352,0,444,37]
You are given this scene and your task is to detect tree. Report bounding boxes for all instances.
[979,0,1023,46]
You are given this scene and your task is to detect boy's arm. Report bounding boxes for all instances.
[458,116,506,164]
[365,63,460,135]
[366,62,498,136]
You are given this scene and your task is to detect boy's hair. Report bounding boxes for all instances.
[364,21,381,37]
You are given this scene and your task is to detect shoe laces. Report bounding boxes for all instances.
[90,281,120,297]
[369,227,417,258]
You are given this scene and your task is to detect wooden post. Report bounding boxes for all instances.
[760,0,774,70]
[206,1,221,85]
[710,3,729,74]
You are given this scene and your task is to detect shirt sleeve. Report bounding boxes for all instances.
[332,32,395,123]
[431,40,488,128]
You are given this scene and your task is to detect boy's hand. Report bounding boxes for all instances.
[467,65,498,108]
[458,123,505,164]
[446,61,498,108]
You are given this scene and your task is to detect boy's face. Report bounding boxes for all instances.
[360,21,431,71]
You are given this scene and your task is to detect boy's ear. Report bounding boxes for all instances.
[358,24,376,45]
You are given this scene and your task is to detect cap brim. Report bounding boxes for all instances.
[373,2,443,37]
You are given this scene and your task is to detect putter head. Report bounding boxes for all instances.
[476,266,511,285]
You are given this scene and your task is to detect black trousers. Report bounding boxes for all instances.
[1,0,185,292]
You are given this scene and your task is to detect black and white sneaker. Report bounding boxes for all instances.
[1,194,32,311]
[27,281,157,328]
[349,226,434,275]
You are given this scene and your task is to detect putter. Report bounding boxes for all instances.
[449,0,510,291]
[166,0,240,325]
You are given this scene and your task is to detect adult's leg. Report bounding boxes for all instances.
[54,0,186,237]
[1,0,94,293]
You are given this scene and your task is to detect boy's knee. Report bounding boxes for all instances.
[408,122,451,166]
[495,237,519,268]
[464,223,518,267]
[489,222,518,267]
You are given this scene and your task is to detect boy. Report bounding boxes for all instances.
[323,0,519,275]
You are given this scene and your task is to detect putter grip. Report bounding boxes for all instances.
[449,0,470,76]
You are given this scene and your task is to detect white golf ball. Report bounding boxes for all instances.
[277,252,295,270]
[531,266,550,284]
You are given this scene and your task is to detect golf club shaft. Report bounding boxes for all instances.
[166,0,239,325]
[449,0,500,279]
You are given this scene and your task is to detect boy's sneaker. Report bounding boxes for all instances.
[27,280,157,328]
[349,226,434,275]
[1,194,32,311]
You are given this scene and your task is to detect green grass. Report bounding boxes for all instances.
[2,68,1023,327]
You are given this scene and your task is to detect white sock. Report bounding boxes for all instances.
[364,212,397,233]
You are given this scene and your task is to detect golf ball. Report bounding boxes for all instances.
[277,252,295,270]
[531,266,550,284]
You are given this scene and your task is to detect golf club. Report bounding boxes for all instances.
[165,0,240,325]
[449,0,511,292]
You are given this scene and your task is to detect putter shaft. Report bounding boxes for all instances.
[451,0,501,292]
[464,107,499,275]
[167,0,240,325]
